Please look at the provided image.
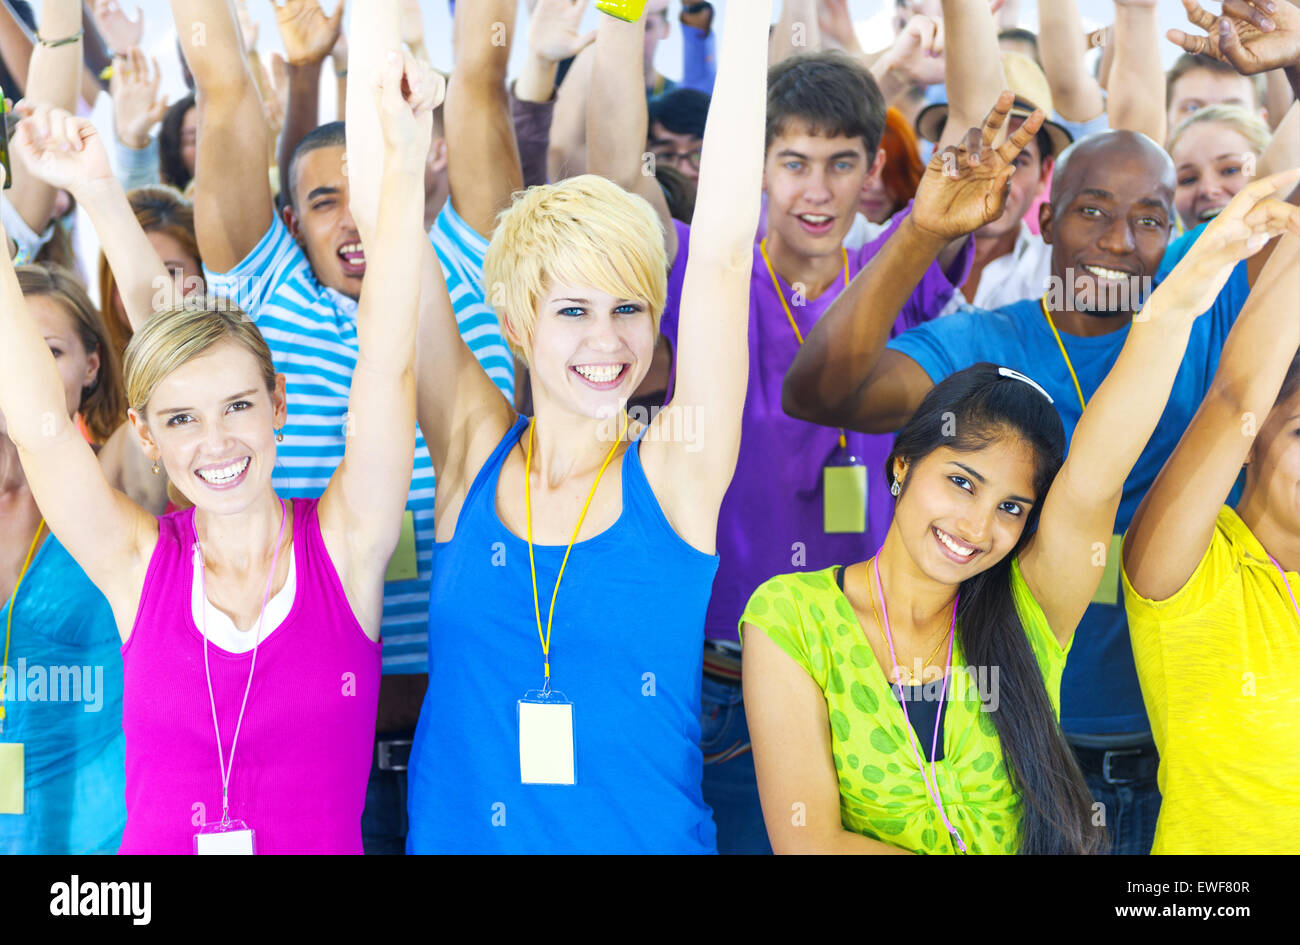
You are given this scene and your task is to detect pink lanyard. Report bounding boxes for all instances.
[871,556,966,853]
[193,499,287,826]
[1266,554,1300,625]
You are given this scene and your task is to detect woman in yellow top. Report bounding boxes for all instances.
[744,94,1300,853]
[1122,224,1300,855]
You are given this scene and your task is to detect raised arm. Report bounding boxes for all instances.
[318,48,440,637]
[869,15,947,112]
[639,0,770,554]
[937,0,1008,151]
[1108,1,1167,142]
[546,42,594,181]
[7,0,82,238]
[1126,230,1300,602]
[443,0,524,239]
[1036,0,1106,124]
[769,0,819,67]
[0,168,157,634]
[12,104,169,331]
[272,0,346,184]
[170,0,273,272]
[1022,170,1300,645]
[783,95,1042,434]
[586,11,677,263]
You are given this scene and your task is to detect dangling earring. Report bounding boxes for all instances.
[890,479,901,497]
[151,461,160,475]
[275,428,284,443]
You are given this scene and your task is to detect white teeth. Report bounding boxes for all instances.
[1084,265,1132,281]
[935,528,975,558]
[339,242,364,256]
[197,457,250,484]
[574,364,623,383]
[800,214,831,224]
[1198,208,1220,221]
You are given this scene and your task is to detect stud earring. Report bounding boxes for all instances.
[890,479,901,497]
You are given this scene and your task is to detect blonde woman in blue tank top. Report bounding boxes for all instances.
[402,1,773,853]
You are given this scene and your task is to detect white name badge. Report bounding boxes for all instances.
[518,690,575,786]
[0,742,24,814]
[194,820,256,855]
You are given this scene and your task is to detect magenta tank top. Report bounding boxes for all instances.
[119,497,381,854]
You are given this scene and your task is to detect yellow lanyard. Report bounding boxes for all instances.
[1040,295,1087,412]
[525,413,629,691]
[760,239,850,450]
[0,519,45,732]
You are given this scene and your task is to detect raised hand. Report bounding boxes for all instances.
[91,0,144,53]
[879,14,946,88]
[235,0,260,53]
[529,0,597,64]
[12,104,114,195]
[273,0,347,67]
[110,48,168,149]
[1169,0,1300,75]
[400,0,427,53]
[911,91,1046,242]
[374,49,444,172]
[818,0,863,54]
[1153,167,1300,318]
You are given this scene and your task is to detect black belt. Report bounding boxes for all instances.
[1069,741,1158,785]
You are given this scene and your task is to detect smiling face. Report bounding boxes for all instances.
[285,144,364,300]
[0,295,101,438]
[1172,122,1257,230]
[526,283,656,421]
[764,122,877,259]
[134,340,286,514]
[1041,134,1175,317]
[893,438,1041,586]
[648,123,703,182]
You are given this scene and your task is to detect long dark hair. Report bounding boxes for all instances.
[887,363,1107,855]
[159,94,196,192]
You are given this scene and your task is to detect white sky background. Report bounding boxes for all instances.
[30,1,1205,109]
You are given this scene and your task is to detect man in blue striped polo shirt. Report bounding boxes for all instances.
[170,0,528,852]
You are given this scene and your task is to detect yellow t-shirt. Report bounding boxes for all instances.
[1122,506,1300,854]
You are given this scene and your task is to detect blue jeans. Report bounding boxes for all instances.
[361,731,412,855]
[700,674,772,855]
[1083,772,1161,855]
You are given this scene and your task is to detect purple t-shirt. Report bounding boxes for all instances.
[659,207,972,640]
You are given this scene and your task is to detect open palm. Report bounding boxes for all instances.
[274,0,347,66]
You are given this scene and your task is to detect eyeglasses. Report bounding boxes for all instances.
[653,148,703,170]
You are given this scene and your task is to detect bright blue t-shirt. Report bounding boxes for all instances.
[885,223,1249,734]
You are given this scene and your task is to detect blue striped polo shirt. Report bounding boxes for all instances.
[204,201,514,673]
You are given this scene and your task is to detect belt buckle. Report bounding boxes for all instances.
[377,739,413,772]
[1101,747,1142,784]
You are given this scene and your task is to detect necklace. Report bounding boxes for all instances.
[862,563,951,685]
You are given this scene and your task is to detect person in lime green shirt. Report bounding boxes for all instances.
[1122,227,1300,855]
[744,95,1300,853]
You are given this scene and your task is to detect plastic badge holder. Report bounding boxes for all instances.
[596,0,649,22]
[194,819,256,855]
[518,689,575,785]
[0,742,23,814]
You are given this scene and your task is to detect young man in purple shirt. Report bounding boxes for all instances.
[586,13,975,853]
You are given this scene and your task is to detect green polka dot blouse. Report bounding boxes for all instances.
[740,557,1071,855]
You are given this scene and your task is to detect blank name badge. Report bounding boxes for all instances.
[518,690,575,786]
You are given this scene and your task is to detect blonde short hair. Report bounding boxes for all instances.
[482,175,668,365]
[1167,104,1272,160]
[123,301,277,416]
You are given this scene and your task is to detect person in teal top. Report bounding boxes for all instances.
[742,98,1300,855]
[0,265,129,854]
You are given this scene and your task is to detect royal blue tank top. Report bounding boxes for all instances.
[407,416,720,853]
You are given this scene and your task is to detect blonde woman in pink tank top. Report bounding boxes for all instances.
[0,48,443,854]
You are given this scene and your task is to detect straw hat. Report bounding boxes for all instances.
[915,52,1074,158]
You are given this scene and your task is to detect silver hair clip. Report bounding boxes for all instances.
[997,367,1054,404]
